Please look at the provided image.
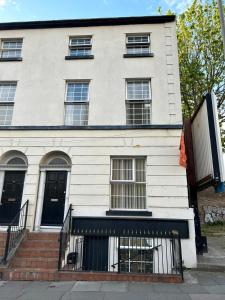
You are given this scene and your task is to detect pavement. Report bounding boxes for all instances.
[197,236,225,271]
[0,270,225,300]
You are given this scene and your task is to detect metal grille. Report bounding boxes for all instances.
[0,105,13,126]
[0,83,17,102]
[58,233,183,280]
[0,39,22,58]
[126,101,151,125]
[65,103,88,126]
[111,158,146,209]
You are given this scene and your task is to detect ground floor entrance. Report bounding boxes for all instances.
[0,171,25,225]
[41,171,68,226]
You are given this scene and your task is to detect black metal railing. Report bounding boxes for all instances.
[58,204,73,270]
[2,200,29,264]
[58,229,183,280]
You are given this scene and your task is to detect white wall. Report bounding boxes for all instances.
[0,21,182,126]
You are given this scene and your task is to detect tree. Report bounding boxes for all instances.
[165,1,225,149]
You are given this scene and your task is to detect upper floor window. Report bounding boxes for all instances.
[68,36,92,58]
[0,39,23,59]
[0,82,17,126]
[126,80,151,125]
[110,157,146,210]
[125,34,151,56]
[64,81,89,126]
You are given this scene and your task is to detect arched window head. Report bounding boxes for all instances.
[7,157,26,165]
[48,157,69,166]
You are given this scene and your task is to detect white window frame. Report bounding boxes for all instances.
[68,36,92,56]
[126,34,150,45]
[0,81,17,126]
[110,157,147,210]
[126,79,151,101]
[65,80,90,103]
[111,158,136,183]
[0,38,23,58]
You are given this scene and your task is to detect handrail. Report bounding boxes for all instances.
[2,200,29,264]
[58,204,73,270]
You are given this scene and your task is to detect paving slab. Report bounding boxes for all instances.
[61,291,105,300]
[71,281,102,292]
[204,285,225,294]
[104,291,148,300]
[101,282,127,292]
[190,295,225,300]
[150,294,191,300]
[17,290,66,300]
[179,284,208,294]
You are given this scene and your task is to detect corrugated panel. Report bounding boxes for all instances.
[191,101,213,182]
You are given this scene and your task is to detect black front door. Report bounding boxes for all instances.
[0,171,25,225]
[83,236,109,271]
[41,171,67,226]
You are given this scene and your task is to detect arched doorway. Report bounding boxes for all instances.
[0,151,28,225]
[35,151,71,230]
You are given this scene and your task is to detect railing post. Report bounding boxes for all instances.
[58,230,63,271]
[178,235,184,281]
[24,200,29,229]
[117,235,121,273]
[3,225,11,264]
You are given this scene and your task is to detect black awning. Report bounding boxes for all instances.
[72,217,189,239]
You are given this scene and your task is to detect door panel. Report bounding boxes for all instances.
[0,171,25,225]
[83,236,109,271]
[41,171,67,226]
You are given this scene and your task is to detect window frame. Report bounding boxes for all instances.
[126,79,151,102]
[68,36,92,57]
[65,80,90,103]
[0,38,23,59]
[110,157,147,211]
[64,80,90,126]
[126,34,150,45]
[125,33,151,56]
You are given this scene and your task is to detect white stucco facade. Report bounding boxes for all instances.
[0,16,197,269]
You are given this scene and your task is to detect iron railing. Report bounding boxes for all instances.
[2,200,29,264]
[58,204,73,270]
[58,229,183,280]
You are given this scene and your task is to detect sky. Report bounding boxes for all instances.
[0,0,193,23]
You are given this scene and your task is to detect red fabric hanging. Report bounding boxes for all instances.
[179,132,187,168]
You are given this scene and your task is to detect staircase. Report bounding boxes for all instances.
[2,232,59,281]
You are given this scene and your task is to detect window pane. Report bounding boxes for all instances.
[127,35,149,44]
[127,81,150,100]
[70,37,91,46]
[127,46,150,54]
[2,40,22,49]
[0,83,17,102]
[65,103,88,126]
[66,82,89,102]
[70,47,91,56]
[126,102,151,125]
[136,159,146,182]
[0,105,13,125]
[112,159,133,181]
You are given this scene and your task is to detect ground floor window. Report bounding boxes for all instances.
[119,237,153,273]
[110,157,146,209]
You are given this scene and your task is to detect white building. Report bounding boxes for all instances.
[0,16,197,279]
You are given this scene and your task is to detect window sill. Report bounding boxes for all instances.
[65,55,94,60]
[0,57,22,62]
[123,53,154,58]
[106,210,152,217]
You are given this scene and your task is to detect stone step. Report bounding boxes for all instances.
[11,257,58,269]
[196,263,225,272]
[21,240,59,249]
[27,232,59,241]
[16,248,59,258]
